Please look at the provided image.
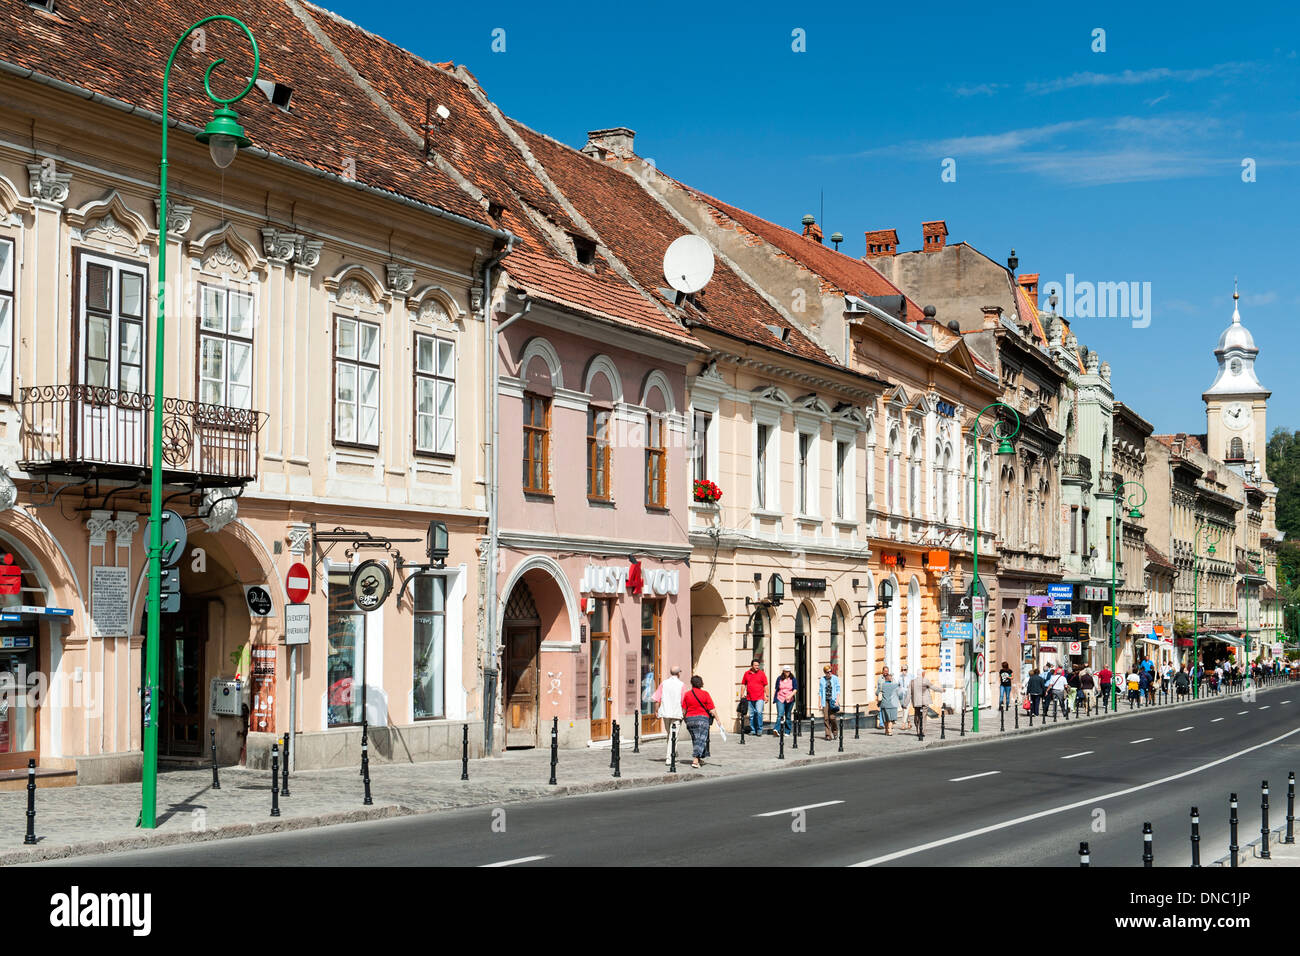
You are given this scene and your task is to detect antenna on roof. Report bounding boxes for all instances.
[663,235,715,305]
[422,98,451,160]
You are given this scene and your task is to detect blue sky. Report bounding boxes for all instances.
[326,0,1299,437]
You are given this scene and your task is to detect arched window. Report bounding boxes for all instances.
[907,576,921,674]
[965,448,975,527]
[1229,437,1244,460]
[830,606,843,676]
[887,426,900,513]
[886,574,902,675]
[751,608,767,666]
[908,433,922,515]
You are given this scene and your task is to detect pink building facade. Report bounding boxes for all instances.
[494,305,700,748]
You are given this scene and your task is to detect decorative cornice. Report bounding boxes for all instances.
[86,509,114,547]
[261,227,302,264]
[294,237,324,273]
[386,262,416,296]
[27,161,71,206]
[155,199,194,239]
[110,511,141,549]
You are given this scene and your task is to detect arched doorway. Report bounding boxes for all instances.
[908,575,921,675]
[689,583,728,712]
[501,579,541,748]
[794,604,812,720]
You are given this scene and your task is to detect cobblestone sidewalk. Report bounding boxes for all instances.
[1,681,1280,865]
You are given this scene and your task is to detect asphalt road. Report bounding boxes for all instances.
[40,683,1300,867]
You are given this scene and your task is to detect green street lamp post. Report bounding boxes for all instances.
[1109,481,1147,712]
[142,16,259,830]
[971,402,1019,732]
[1243,558,1264,679]
[1191,521,1224,700]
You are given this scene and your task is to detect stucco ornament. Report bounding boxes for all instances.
[386,263,415,295]
[201,489,239,533]
[155,199,194,238]
[0,468,16,513]
[27,161,71,205]
[338,278,374,308]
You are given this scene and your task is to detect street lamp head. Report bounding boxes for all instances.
[197,106,251,169]
[1208,544,1216,555]
[996,437,1015,455]
[1128,507,1144,520]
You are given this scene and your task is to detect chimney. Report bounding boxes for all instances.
[1018,273,1040,309]
[863,228,899,258]
[981,305,1003,330]
[582,127,636,160]
[801,214,823,244]
[921,220,948,253]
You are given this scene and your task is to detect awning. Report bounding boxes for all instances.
[1138,637,1162,646]
[0,605,73,621]
[1208,633,1244,648]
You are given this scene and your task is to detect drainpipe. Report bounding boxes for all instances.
[479,235,519,755]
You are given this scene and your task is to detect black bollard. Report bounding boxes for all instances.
[1287,772,1295,845]
[1079,841,1090,867]
[778,725,785,760]
[808,717,816,755]
[960,705,966,737]
[361,735,372,807]
[210,728,221,790]
[461,723,470,781]
[1029,704,1034,727]
[280,732,290,797]
[270,743,281,818]
[1190,806,1202,867]
[941,708,946,739]
[1261,780,1271,860]
[23,759,36,845]
[1229,793,1239,867]
[612,723,621,779]
[1142,821,1153,867]
[838,714,844,752]
[633,712,640,754]
[548,716,559,785]
[1000,701,1005,732]
[359,720,367,777]
[793,712,800,747]
[854,703,861,739]
[740,712,746,746]
[610,721,618,768]
[669,722,678,774]
[1052,697,1058,722]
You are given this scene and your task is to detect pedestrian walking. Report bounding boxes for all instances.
[682,676,722,769]
[818,666,840,739]
[908,670,939,738]
[1079,668,1095,711]
[1097,665,1113,710]
[1138,667,1151,705]
[1066,666,1080,711]
[1126,669,1141,706]
[652,666,685,768]
[998,661,1013,711]
[1174,665,1190,698]
[1026,668,1045,716]
[739,659,768,737]
[897,664,913,731]
[772,664,797,738]
[1046,668,1067,711]
[876,671,900,736]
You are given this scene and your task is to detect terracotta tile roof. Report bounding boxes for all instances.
[1014,283,1048,344]
[289,8,694,346]
[1153,434,1207,456]
[0,0,488,224]
[510,122,837,365]
[678,188,925,322]
[1145,544,1176,571]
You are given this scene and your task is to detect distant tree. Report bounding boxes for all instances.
[1267,428,1300,539]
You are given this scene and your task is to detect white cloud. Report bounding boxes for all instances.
[1026,62,1252,95]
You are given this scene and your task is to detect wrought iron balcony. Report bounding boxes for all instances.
[1060,453,1092,486]
[1097,470,1122,497]
[18,385,266,486]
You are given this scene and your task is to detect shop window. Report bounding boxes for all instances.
[414,333,455,456]
[640,599,662,722]
[412,575,446,719]
[334,315,380,447]
[327,572,365,727]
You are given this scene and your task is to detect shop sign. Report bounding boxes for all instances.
[936,399,958,418]
[1026,595,1052,608]
[0,635,32,649]
[244,585,273,617]
[350,560,393,612]
[1077,623,1091,641]
[790,577,827,592]
[0,554,20,595]
[579,564,679,596]
[882,552,898,566]
[1082,585,1109,602]
[285,604,310,646]
[924,550,950,570]
[91,565,130,637]
[1103,605,1117,616]
[1068,641,1082,655]
[941,621,973,641]
[971,596,985,614]
[945,591,972,619]
[1131,620,1152,635]
[1048,600,1072,619]
[249,646,276,734]
[1047,584,1074,601]
[1047,620,1078,639]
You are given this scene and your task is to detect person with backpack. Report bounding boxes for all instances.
[772,664,797,738]
[998,662,1014,711]
[1174,665,1191,698]
[1046,668,1068,713]
[1026,668,1046,716]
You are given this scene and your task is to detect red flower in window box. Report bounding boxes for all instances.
[693,479,722,503]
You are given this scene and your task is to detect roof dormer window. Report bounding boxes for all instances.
[572,235,596,267]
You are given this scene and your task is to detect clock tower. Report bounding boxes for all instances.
[1204,283,1270,482]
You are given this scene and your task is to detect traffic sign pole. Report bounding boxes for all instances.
[284,562,310,774]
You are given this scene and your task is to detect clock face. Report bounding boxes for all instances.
[1222,402,1250,431]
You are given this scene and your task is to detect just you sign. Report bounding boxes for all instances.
[578,562,680,597]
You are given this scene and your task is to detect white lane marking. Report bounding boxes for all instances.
[481,855,548,867]
[1260,706,1270,710]
[949,771,1001,782]
[1239,711,1249,715]
[851,725,1300,867]
[1178,727,1193,733]
[1131,738,1153,744]
[1283,700,1291,704]
[1062,751,1093,760]
[754,800,845,817]
[1212,718,1225,723]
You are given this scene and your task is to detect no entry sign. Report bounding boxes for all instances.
[286,562,310,603]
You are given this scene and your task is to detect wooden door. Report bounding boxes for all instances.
[504,627,539,748]
[161,607,205,756]
[640,601,663,735]
[794,622,809,721]
[588,599,612,740]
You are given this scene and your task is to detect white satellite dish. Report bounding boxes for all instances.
[663,235,715,294]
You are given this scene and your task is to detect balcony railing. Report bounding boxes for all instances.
[1097,471,1122,497]
[1061,453,1092,486]
[18,385,265,486]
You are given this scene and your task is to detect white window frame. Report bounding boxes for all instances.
[77,251,148,394]
[198,282,255,409]
[414,332,455,456]
[334,315,381,447]
[753,405,782,514]
[0,236,13,398]
[797,428,820,518]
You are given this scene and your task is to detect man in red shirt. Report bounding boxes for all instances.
[740,660,768,736]
[1096,666,1114,712]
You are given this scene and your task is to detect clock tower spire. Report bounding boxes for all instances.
[1204,282,1269,481]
